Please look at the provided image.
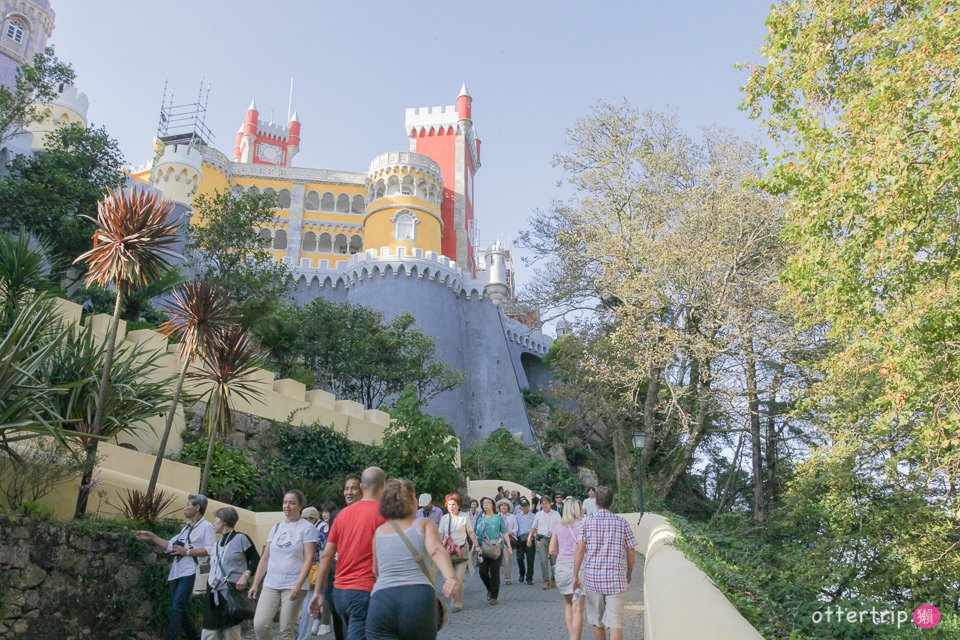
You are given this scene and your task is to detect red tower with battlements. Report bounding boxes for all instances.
[405,84,481,273]
[233,100,300,166]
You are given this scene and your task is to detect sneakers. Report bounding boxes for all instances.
[489,598,498,606]
[506,579,512,585]
[317,624,331,636]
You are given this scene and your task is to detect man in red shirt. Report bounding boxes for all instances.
[310,466,385,640]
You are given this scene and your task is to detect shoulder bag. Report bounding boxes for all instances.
[212,532,257,622]
[441,516,468,564]
[180,522,210,597]
[387,520,448,631]
[478,516,502,561]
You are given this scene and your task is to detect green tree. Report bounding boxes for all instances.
[256,299,462,409]
[0,123,125,277]
[186,189,290,325]
[0,47,73,145]
[743,0,960,603]
[521,104,804,509]
[375,386,459,500]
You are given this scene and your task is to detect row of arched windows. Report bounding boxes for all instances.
[258,228,363,255]
[302,232,363,255]
[368,174,439,206]
[305,191,364,214]
[234,185,365,214]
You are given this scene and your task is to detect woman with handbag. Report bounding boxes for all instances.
[496,499,519,585]
[474,496,511,606]
[437,493,478,613]
[366,479,457,640]
[202,507,260,640]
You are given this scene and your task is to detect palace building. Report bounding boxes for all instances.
[130,86,552,445]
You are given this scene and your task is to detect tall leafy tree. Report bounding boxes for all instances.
[0,47,73,145]
[521,104,804,507]
[0,123,126,277]
[256,299,462,409]
[744,0,960,600]
[186,189,290,325]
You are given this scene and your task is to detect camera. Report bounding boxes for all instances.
[169,539,186,555]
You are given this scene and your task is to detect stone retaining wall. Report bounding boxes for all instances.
[0,512,172,639]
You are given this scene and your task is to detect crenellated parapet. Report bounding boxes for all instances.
[342,246,486,299]
[502,315,552,357]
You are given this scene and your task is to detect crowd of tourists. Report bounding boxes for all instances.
[140,475,637,640]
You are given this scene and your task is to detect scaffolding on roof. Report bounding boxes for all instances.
[153,78,214,164]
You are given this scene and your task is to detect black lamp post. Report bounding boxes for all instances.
[632,429,646,516]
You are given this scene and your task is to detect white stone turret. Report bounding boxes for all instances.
[484,240,509,306]
[150,143,203,206]
[556,317,572,337]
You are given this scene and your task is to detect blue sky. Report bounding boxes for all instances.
[51,0,772,286]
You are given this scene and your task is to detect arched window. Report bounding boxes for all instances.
[336,194,350,212]
[333,234,349,254]
[352,195,365,214]
[321,192,335,211]
[416,179,427,197]
[247,186,260,196]
[273,229,287,250]
[392,211,418,241]
[302,231,317,252]
[401,175,415,195]
[278,189,291,208]
[349,235,363,254]
[386,175,401,195]
[258,228,272,247]
[305,190,319,210]
[374,180,385,199]
[318,233,332,253]
[230,185,244,197]
[6,19,25,44]
[263,187,277,199]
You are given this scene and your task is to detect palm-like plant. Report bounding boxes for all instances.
[0,295,70,458]
[188,326,264,495]
[0,228,54,327]
[143,281,233,506]
[71,187,182,518]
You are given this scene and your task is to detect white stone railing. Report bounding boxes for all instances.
[639,513,764,640]
[368,151,441,179]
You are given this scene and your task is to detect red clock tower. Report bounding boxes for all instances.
[233,100,301,166]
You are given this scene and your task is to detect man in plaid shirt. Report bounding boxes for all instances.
[572,486,637,640]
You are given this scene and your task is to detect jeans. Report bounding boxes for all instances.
[332,588,371,640]
[254,587,304,640]
[166,575,200,640]
[365,585,436,640]
[515,536,535,582]
[477,554,502,600]
[295,588,313,640]
[536,536,555,584]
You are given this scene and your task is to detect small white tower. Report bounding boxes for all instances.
[150,143,203,206]
[484,239,509,306]
[556,317,572,337]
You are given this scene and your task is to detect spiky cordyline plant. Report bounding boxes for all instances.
[143,281,234,506]
[71,187,182,518]
[188,326,264,496]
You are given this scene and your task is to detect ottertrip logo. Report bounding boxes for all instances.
[810,604,940,630]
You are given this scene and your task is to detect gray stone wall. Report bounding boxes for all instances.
[0,512,173,639]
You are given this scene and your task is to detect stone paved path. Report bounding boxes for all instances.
[241,560,644,639]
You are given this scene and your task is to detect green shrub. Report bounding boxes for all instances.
[259,419,374,485]
[18,499,55,519]
[176,440,258,507]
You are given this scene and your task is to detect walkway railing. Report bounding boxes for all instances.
[639,513,763,639]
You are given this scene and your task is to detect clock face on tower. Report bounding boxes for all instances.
[257,142,283,164]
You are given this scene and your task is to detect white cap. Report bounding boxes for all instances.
[418,493,432,507]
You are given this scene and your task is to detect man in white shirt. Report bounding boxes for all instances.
[136,493,215,640]
[583,487,598,517]
[526,492,561,589]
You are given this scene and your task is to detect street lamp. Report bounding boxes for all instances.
[632,429,646,516]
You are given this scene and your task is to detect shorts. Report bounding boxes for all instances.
[553,560,581,596]
[586,588,626,629]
